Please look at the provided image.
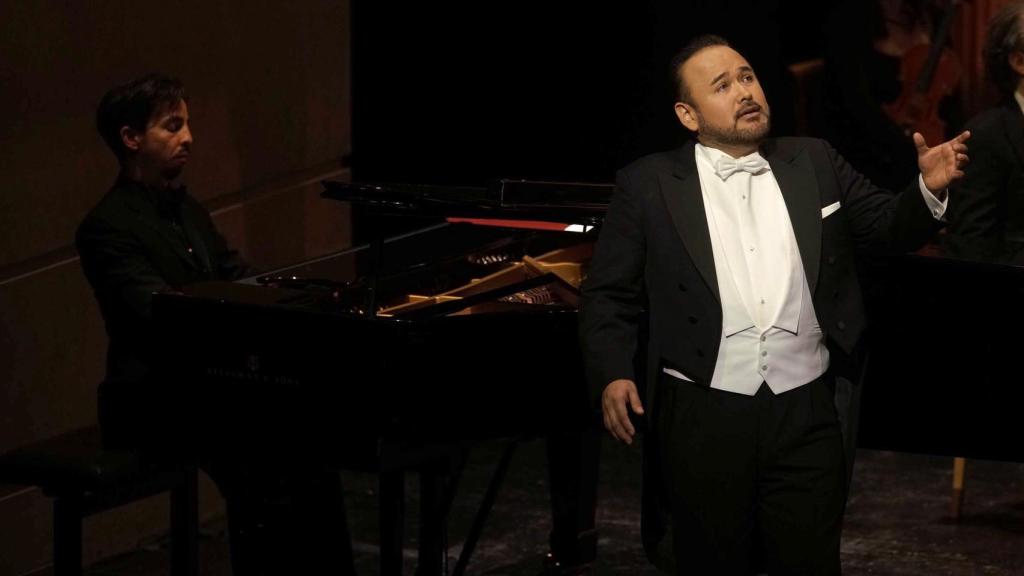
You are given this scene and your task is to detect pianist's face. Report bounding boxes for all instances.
[124,99,193,181]
[673,45,771,154]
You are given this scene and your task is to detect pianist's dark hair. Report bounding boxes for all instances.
[984,1,1024,99]
[670,34,731,105]
[96,73,188,161]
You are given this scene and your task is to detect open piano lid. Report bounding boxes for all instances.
[321,179,614,226]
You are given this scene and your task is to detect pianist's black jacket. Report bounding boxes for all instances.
[943,101,1024,262]
[77,177,249,385]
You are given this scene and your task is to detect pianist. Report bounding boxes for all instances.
[77,74,355,575]
[580,35,969,575]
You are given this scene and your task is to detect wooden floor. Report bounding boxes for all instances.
[70,440,1024,575]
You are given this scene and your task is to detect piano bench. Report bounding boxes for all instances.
[0,425,198,576]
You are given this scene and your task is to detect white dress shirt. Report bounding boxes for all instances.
[661,143,947,396]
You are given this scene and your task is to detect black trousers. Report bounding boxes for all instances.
[655,373,847,576]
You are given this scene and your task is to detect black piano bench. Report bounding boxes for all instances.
[0,426,198,576]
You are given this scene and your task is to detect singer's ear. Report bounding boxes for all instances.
[675,102,698,133]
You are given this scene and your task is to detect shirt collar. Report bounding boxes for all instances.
[695,142,766,167]
[117,175,187,219]
[695,143,769,180]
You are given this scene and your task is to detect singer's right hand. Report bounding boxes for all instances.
[602,378,644,444]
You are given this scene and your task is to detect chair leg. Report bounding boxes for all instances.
[53,496,83,576]
[171,464,200,576]
[951,457,967,520]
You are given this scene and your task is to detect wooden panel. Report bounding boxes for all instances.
[0,266,105,454]
[233,177,353,272]
[0,1,351,572]
[0,487,51,576]
[0,475,224,576]
[0,0,351,270]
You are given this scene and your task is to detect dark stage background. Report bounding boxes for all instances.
[351,1,837,187]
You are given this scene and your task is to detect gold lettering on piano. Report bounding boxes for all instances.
[206,367,301,387]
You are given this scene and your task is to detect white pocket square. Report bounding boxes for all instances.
[663,367,695,382]
[821,201,841,219]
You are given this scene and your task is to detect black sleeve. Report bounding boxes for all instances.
[76,214,171,325]
[579,168,647,397]
[191,205,253,280]
[823,140,942,257]
[943,123,1010,260]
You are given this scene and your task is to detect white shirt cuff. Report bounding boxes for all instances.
[919,174,948,221]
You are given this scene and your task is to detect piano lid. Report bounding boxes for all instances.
[321,179,613,225]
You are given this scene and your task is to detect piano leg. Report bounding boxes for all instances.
[951,457,967,519]
[452,439,520,576]
[419,469,447,575]
[380,469,405,575]
[546,426,601,568]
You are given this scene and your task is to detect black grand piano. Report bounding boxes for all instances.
[858,250,1024,463]
[154,180,611,439]
[152,179,613,575]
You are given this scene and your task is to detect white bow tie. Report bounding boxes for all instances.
[714,153,770,180]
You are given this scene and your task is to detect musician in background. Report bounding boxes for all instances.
[77,74,355,575]
[822,0,964,190]
[944,2,1024,262]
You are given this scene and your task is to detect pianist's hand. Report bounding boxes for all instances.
[602,379,644,445]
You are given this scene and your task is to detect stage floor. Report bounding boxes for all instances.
[71,439,1024,575]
